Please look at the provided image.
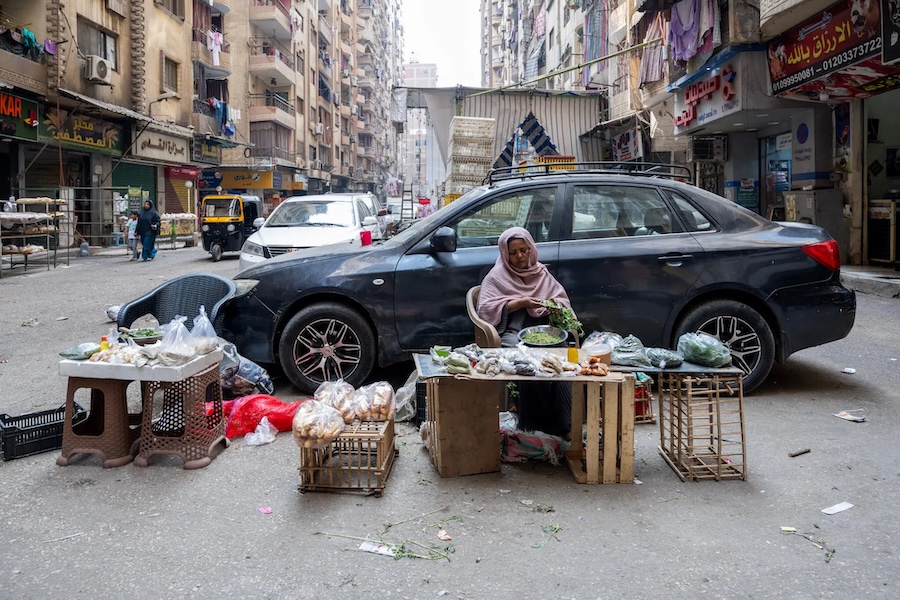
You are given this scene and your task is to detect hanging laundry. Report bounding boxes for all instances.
[534,0,548,37]
[639,15,667,86]
[43,39,57,55]
[668,0,701,63]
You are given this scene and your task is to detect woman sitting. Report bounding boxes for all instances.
[477,227,574,439]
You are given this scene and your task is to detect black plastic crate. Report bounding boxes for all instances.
[415,381,427,427]
[0,403,86,460]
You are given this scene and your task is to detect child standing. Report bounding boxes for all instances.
[127,211,139,261]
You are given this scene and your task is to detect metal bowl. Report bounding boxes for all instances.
[518,325,569,347]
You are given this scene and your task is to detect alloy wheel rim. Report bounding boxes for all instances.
[696,315,761,375]
[290,317,362,383]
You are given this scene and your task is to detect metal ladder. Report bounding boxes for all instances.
[400,186,415,221]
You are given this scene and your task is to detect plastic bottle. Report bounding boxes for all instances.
[567,343,579,364]
[100,336,110,351]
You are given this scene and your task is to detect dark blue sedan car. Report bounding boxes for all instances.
[223,166,856,394]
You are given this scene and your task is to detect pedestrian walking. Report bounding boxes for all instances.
[136,199,161,261]
[126,211,139,261]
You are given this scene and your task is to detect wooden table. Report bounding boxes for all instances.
[414,354,635,483]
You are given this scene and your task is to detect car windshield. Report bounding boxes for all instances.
[203,198,241,217]
[265,201,356,228]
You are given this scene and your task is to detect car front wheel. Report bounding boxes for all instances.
[674,299,775,394]
[278,302,376,394]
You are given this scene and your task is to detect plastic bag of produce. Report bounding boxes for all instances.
[353,381,395,421]
[59,342,101,360]
[677,332,732,368]
[219,341,275,397]
[223,394,304,438]
[611,334,652,367]
[156,316,196,366]
[584,331,623,351]
[646,347,684,369]
[393,370,418,423]
[314,379,356,424]
[190,306,219,355]
[292,400,345,448]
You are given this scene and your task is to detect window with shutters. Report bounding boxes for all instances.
[77,18,118,70]
[162,54,180,93]
[155,0,185,20]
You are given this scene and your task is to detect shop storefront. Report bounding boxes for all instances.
[766,0,900,265]
[671,47,813,215]
[128,125,195,214]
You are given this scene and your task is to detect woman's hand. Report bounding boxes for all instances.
[508,297,544,312]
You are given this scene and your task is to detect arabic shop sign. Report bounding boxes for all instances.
[219,170,275,189]
[39,108,123,156]
[0,92,39,142]
[767,0,884,95]
[131,128,189,162]
[673,64,741,133]
[192,140,222,164]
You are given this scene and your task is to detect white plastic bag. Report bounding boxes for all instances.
[156,316,197,366]
[394,370,418,423]
[244,416,278,446]
[190,306,219,354]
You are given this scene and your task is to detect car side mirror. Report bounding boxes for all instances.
[430,226,457,253]
[362,216,378,226]
[253,217,265,228]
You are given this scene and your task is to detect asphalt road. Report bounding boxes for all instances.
[1,246,899,599]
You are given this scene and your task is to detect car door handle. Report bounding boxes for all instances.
[657,254,693,264]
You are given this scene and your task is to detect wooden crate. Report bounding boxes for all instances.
[565,374,635,484]
[298,419,397,495]
[657,373,747,481]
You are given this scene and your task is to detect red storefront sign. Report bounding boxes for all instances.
[165,166,201,179]
[768,0,900,99]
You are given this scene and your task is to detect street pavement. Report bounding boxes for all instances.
[1,245,899,599]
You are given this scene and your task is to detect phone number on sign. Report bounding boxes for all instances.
[773,67,815,93]
[820,38,881,71]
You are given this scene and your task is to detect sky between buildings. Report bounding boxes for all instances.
[401,0,481,87]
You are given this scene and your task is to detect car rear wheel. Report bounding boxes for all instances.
[278,302,376,394]
[675,300,775,393]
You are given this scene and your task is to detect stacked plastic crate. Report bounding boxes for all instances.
[446,117,497,197]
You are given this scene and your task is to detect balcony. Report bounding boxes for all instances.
[249,145,294,163]
[356,118,366,131]
[358,0,372,17]
[319,15,333,45]
[362,146,375,159]
[358,52,373,66]
[760,0,835,40]
[358,76,374,89]
[249,38,295,87]
[192,98,225,136]
[191,29,232,76]
[0,37,49,95]
[318,52,334,79]
[340,103,351,117]
[608,1,628,45]
[248,93,296,130]
[341,132,350,146]
[249,0,292,40]
[355,67,365,78]
[356,92,364,104]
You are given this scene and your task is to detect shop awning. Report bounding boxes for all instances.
[58,88,154,123]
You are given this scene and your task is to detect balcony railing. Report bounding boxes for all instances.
[251,0,290,18]
[249,93,294,114]
[249,37,294,68]
[191,28,231,53]
[249,146,294,162]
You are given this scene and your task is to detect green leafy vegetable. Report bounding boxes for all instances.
[541,300,583,338]
[521,331,564,345]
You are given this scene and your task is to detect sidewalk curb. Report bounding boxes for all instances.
[841,271,900,299]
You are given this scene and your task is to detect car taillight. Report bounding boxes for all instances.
[802,240,840,271]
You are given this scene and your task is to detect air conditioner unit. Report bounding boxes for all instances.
[349,135,357,144]
[315,122,324,135]
[341,68,350,78]
[687,136,728,162]
[350,105,357,115]
[84,55,112,85]
[311,159,322,169]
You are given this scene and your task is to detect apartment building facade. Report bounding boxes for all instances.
[0,0,403,243]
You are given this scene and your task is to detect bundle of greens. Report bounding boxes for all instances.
[541,299,584,339]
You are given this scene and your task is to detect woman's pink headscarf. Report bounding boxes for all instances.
[476,227,572,326]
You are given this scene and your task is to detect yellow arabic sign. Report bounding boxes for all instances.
[39,108,124,156]
[219,170,274,188]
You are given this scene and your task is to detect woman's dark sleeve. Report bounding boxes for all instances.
[495,303,510,334]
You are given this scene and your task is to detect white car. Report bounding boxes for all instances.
[239,194,385,270]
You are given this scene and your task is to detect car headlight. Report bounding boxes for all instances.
[201,224,209,232]
[227,224,236,232]
[242,240,265,257]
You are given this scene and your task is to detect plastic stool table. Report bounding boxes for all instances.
[57,349,223,469]
[135,364,228,470]
[56,377,141,468]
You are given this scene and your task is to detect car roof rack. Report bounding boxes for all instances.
[484,161,693,186]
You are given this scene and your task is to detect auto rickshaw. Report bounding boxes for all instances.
[199,194,263,261]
